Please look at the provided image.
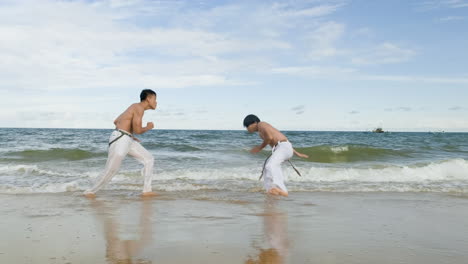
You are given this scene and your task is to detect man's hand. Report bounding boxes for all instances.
[146,122,154,130]
[296,152,309,159]
[293,149,309,158]
[132,136,141,142]
[250,146,263,154]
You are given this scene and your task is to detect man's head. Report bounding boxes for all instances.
[243,114,260,133]
[140,89,157,110]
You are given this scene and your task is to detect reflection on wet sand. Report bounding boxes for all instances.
[90,199,153,264]
[246,197,289,264]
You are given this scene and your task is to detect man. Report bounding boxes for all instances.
[84,89,158,198]
[244,114,309,196]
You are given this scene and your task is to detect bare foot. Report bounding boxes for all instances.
[141,191,158,197]
[268,187,288,197]
[84,192,96,199]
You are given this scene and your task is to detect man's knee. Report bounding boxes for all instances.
[112,151,127,161]
[143,155,154,165]
[264,162,278,172]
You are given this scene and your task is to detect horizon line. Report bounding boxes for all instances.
[0,127,464,133]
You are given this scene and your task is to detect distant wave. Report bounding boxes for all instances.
[295,144,412,163]
[3,148,106,162]
[144,142,203,152]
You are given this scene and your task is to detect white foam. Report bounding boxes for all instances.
[330,146,349,153]
[0,181,82,194]
[0,164,39,174]
[155,182,212,191]
[0,164,99,178]
[1,159,468,194]
[290,158,468,183]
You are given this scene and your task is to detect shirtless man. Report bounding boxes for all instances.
[243,114,308,196]
[84,89,158,198]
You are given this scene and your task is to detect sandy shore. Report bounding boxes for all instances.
[1,191,468,264]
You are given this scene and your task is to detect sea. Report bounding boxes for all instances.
[1,128,468,194]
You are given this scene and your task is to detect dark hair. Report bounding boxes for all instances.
[140,89,156,102]
[243,114,260,127]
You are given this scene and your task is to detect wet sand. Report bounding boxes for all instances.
[1,191,468,264]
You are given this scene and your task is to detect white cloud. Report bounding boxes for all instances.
[306,22,346,59]
[0,0,294,92]
[0,0,349,94]
[448,0,468,7]
[351,43,416,65]
[275,3,344,18]
[418,0,468,10]
[438,15,466,21]
[358,74,468,84]
[271,65,356,78]
[0,93,121,128]
[271,65,468,84]
[353,27,373,37]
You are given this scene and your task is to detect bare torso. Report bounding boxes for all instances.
[113,103,144,134]
[258,122,288,147]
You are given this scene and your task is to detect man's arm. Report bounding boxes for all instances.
[250,123,274,153]
[250,140,270,154]
[132,108,154,135]
[293,148,309,158]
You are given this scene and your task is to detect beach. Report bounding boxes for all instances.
[1,191,468,264]
[2,0,468,262]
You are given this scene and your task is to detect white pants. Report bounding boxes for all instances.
[85,130,154,194]
[263,141,293,193]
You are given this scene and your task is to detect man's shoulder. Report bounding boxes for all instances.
[258,122,274,133]
[260,121,281,133]
[129,103,144,112]
[258,121,272,128]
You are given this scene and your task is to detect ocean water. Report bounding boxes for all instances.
[1,128,468,194]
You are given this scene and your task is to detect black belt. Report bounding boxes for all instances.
[108,130,132,146]
[259,156,302,180]
[259,142,301,180]
[274,140,288,147]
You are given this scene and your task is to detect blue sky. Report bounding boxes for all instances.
[0,0,467,131]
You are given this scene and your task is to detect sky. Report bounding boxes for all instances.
[0,0,467,131]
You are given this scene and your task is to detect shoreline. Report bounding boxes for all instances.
[1,191,468,263]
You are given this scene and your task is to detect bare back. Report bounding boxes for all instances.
[114,103,144,134]
[258,122,288,147]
